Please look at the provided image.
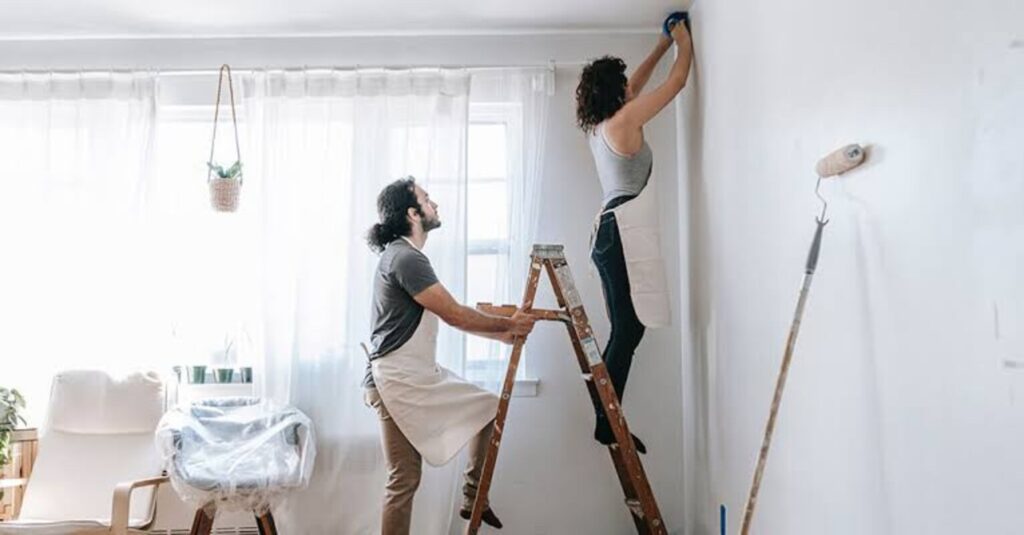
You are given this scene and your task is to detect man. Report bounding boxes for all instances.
[364,176,536,534]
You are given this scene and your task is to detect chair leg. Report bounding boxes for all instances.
[190,507,215,535]
[255,511,278,535]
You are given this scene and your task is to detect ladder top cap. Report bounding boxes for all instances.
[532,244,564,252]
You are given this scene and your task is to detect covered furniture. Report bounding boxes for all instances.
[155,397,315,535]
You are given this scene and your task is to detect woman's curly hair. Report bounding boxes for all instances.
[575,56,628,134]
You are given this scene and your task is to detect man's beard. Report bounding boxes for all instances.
[421,216,441,232]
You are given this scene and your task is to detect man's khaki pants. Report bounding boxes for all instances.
[365,387,493,535]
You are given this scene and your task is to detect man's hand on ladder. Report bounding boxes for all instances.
[508,308,537,338]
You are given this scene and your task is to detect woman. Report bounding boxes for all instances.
[576,19,692,452]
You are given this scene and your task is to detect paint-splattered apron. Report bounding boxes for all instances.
[371,310,498,466]
[591,176,672,328]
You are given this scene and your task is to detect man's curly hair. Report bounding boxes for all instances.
[367,177,423,253]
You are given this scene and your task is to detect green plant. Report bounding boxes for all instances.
[207,160,242,180]
[0,387,26,501]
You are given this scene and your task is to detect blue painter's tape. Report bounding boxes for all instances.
[663,11,691,35]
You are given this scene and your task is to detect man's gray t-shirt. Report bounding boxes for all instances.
[363,238,440,387]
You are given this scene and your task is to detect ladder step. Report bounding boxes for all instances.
[531,244,565,259]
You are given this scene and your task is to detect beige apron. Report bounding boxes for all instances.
[592,176,672,328]
[371,309,499,466]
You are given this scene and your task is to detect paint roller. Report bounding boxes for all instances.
[739,144,867,535]
[815,143,866,180]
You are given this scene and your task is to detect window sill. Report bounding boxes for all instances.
[177,382,254,402]
[471,378,540,398]
[513,378,540,397]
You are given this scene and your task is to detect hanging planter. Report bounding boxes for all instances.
[207,64,244,212]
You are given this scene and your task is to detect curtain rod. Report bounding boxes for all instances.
[159,63,562,76]
[0,61,590,76]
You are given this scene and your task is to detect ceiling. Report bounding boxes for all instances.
[0,0,687,39]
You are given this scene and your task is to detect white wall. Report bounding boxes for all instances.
[1,33,689,534]
[681,1,1024,534]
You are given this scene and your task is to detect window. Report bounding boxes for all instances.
[155,95,526,381]
[464,103,521,382]
[149,104,262,367]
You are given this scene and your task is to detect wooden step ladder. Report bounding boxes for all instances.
[465,244,665,534]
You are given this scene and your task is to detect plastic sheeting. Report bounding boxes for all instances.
[156,397,316,514]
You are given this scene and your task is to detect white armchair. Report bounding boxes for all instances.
[0,370,170,535]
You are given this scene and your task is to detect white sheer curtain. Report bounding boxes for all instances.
[466,67,553,385]
[0,65,546,532]
[241,68,469,534]
[0,71,157,425]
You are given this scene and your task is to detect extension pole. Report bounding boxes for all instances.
[739,218,827,535]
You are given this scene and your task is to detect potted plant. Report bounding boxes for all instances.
[214,367,235,384]
[212,335,237,384]
[189,365,208,384]
[235,327,255,384]
[0,387,26,501]
[206,64,244,212]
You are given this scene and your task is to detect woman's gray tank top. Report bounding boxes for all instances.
[588,123,653,207]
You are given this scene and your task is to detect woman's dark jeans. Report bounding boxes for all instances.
[590,195,644,419]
